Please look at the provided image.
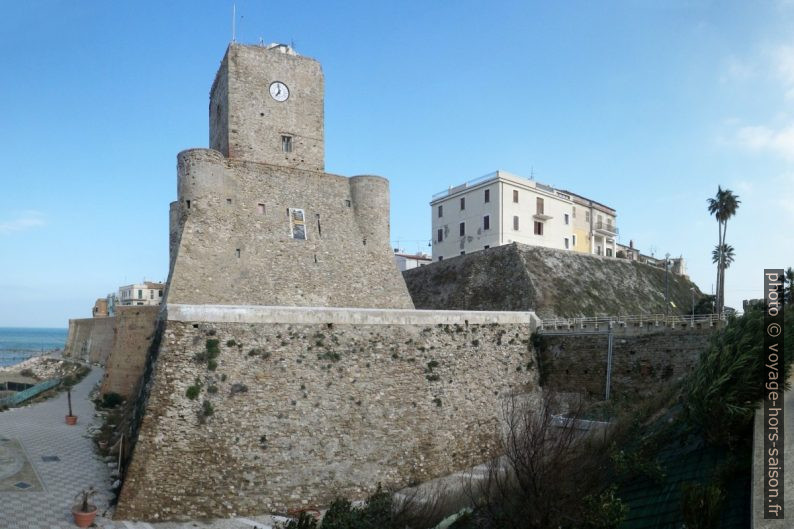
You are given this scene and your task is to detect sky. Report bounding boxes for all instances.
[1,1,793,327]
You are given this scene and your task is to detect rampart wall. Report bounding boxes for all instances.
[63,316,115,364]
[536,328,714,401]
[116,305,537,520]
[100,306,160,398]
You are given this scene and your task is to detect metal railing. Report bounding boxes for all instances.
[0,378,60,407]
[593,221,618,234]
[537,313,725,331]
[431,172,499,200]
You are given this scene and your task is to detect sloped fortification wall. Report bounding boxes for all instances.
[404,243,703,318]
[63,317,115,364]
[537,328,713,400]
[100,306,160,398]
[167,149,413,309]
[116,307,537,520]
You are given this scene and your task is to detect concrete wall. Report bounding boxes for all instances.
[536,328,714,401]
[100,306,160,398]
[404,242,704,318]
[167,149,414,309]
[63,317,115,364]
[116,306,538,521]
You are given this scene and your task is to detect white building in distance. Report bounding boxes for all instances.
[119,281,166,307]
[394,251,432,271]
[430,170,618,261]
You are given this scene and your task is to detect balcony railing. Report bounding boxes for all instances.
[593,221,618,234]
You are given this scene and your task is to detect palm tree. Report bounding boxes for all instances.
[707,187,740,314]
[785,267,794,306]
[711,244,735,270]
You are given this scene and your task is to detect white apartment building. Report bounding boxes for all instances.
[119,281,166,306]
[430,170,617,261]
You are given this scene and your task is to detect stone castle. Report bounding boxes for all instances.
[167,43,413,308]
[58,42,712,522]
[114,44,537,520]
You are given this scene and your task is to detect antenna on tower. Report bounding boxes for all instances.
[232,3,236,42]
[530,166,535,180]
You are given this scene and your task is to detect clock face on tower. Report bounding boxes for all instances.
[269,81,289,102]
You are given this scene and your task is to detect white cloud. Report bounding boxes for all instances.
[734,124,794,160]
[0,211,46,235]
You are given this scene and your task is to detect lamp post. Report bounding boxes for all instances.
[690,287,695,326]
[665,253,670,318]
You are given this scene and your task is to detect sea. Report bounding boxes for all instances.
[0,327,68,367]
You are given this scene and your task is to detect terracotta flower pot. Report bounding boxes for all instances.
[65,415,77,425]
[72,504,97,528]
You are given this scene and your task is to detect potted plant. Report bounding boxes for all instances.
[65,386,77,425]
[72,487,97,527]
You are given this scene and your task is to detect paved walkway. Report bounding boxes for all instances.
[0,367,113,529]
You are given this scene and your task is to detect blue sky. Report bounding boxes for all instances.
[1,1,792,327]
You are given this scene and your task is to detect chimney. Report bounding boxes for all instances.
[629,239,634,249]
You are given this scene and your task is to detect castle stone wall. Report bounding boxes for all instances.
[63,316,115,364]
[100,305,160,398]
[116,306,537,520]
[537,328,713,401]
[167,149,413,309]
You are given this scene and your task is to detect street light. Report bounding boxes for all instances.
[665,253,670,318]
[690,286,695,326]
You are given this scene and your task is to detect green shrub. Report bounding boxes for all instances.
[19,368,35,378]
[207,385,218,394]
[226,339,236,347]
[321,484,393,529]
[206,339,220,355]
[283,511,318,529]
[681,482,724,529]
[202,400,214,417]
[186,385,200,400]
[101,392,123,408]
[207,359,218,371]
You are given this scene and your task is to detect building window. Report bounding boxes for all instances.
[137,289,142,299]
[437,229,443,243]
[438,205,443,218]
[606,248,613,257]
[536,197,544,215]
[460,251,465,255]
[572,234,577,246]
[226,198,232,205]
[159,290,163,297]
[484,245,490,249]
[459,222,465,236]
[534,221,543,235]
[150,291,154,299]
[513,189,519,203]
[289,208,307,240]
[257,203,265,214]
[564,213,569,225]
[572,206,576,218]
[483,215,490,230]
[585,211,590,223]
[186,200,191,209]
[564,238,570,249]
[281,135,293,152]
[484,189,490,203]
[460,197,466,210]
[513,215,519,230]
[438,256,443,261]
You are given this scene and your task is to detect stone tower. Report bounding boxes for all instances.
[209,44,324,171]
[166,44,414,309]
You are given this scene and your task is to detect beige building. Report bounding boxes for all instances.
[564,191,618,257]
[118,282,165,307]
[430,171,617,261]
[92,298,109,317]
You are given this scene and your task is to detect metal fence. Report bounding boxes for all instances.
[538,313,726,331]
[0,378,60,407]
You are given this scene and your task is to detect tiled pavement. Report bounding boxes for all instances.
[0,367,113,529]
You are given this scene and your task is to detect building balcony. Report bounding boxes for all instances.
[533,213,553,221]
[593,221,618,235]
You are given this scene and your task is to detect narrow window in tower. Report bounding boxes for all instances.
[281,135,293,153]
[226,198,232,205]
[459,222,465,236]
[257,203,265,214]
[345,199,352,207]
[186,200,191,209]
[483,215,490,230]
[484,189,490,203]
[316,214,322,237]
[437,229,443,243]
[236,249,241,258]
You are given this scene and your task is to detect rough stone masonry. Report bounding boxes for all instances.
[116,43,539,520]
